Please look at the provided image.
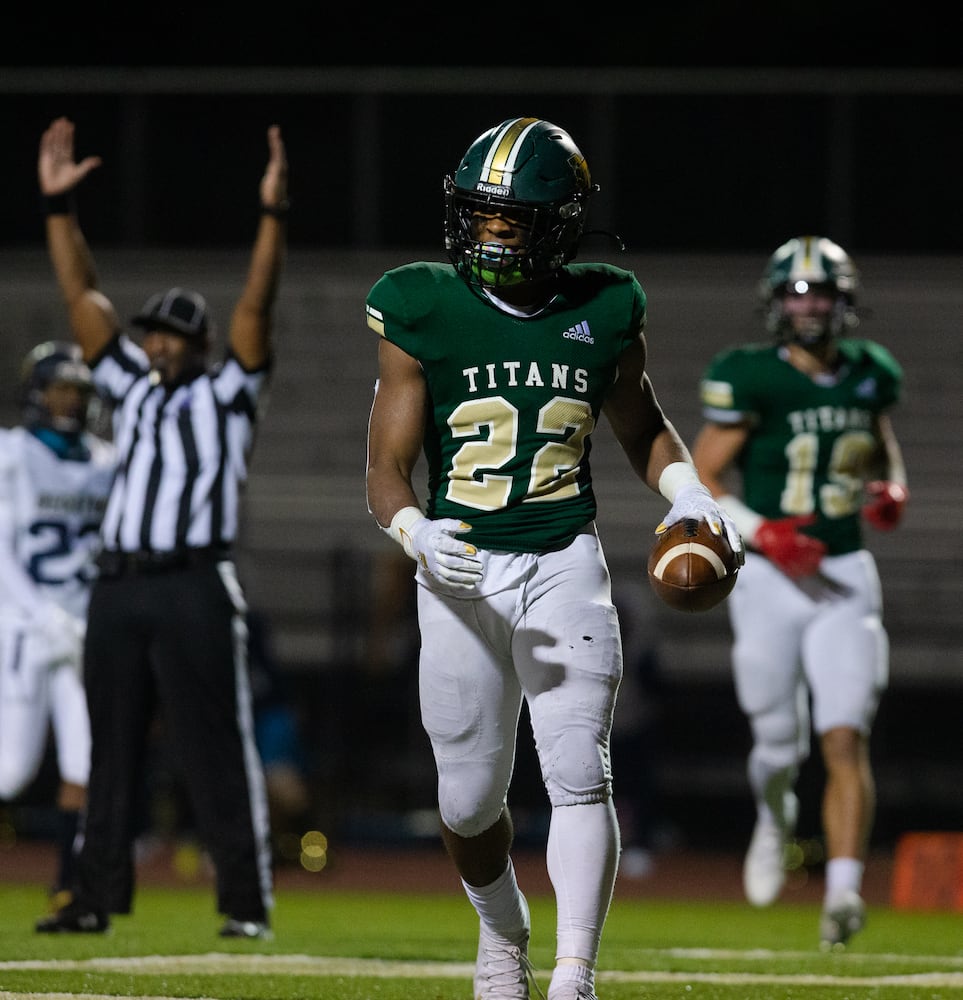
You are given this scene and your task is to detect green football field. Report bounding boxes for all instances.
[1,878,961,1000]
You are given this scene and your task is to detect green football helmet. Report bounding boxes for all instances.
[444,117,595,289]
[759,235,860,344]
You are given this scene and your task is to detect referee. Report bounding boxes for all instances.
[34,117,288,939]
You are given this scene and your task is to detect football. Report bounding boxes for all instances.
[647,517,740,613]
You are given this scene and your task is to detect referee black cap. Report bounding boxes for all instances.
[131,287,210,339]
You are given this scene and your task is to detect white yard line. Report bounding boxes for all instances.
[2,951,963,992]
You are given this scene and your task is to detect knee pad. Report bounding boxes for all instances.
[747,677,810,762]
[539,729,612,806]
[437,766,507,838]
[539,725,612,807]
[749,741,801,782]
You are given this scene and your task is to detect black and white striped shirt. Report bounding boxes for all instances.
[92,334,269,554]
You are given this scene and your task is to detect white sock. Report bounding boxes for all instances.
[462,859,528,942]
[748,753,798,830]
[824,856,864,902]
[547,800,619,964]
[548,959,594,1000]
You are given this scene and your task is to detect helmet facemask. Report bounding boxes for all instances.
[768,280,858,349]
[445,180,589,289]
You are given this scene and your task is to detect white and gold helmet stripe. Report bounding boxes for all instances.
[479,117,541,187]
[789,235,830,283]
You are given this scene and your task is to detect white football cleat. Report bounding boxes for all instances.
[820,890,866,950]
[474,895,536,999]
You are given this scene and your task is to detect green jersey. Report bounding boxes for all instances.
[700,339,903,555]
[366,261,645,552]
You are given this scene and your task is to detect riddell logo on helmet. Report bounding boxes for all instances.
[475,182,512,197]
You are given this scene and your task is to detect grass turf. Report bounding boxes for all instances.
[1,879,962,999]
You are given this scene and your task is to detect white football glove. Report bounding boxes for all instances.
[657,476,745,564]
[36,603,86,671]
[385,506,484,591]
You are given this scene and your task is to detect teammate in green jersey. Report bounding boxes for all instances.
[365,118,742,1000]
[692,235,909,950]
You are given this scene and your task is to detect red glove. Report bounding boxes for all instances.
[863,480,908,531]
[752,515,827,578]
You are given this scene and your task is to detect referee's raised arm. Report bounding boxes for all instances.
[231,124,289,371]
[37,116,118,363]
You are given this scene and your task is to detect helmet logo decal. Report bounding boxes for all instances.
[476,181,513,197]
[477,117,540,191]
[568,153,591,192]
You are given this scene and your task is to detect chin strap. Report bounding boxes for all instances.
[580,228,626,253]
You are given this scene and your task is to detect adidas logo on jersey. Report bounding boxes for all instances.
[562,320,594,344]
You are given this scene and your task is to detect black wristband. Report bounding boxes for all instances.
[42,192,75,216]
[261,201,289,219]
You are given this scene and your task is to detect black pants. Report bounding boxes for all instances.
[77,556,273,922]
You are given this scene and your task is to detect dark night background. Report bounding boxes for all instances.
[3,9,961,255]
[2,9,961,852]
[4,6,958,70]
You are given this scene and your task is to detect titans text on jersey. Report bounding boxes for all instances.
[461,361,590,396]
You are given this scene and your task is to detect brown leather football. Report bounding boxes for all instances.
[647,517,740,613]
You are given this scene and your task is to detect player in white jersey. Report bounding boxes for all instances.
[0,342,115,903]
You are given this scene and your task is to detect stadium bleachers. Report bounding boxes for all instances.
[2,247,960,846]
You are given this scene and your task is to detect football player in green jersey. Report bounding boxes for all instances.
[365,118,742,1000]
[692,236,909,950]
